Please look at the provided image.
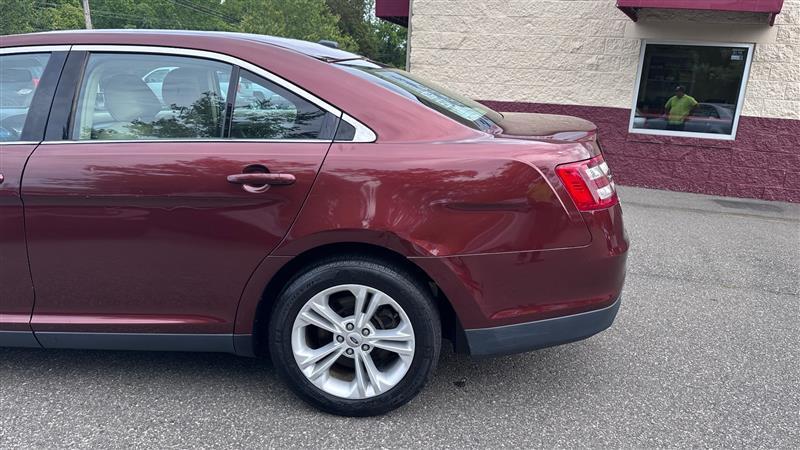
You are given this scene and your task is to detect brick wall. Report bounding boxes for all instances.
[482,101,800,202]
[408,0,800,202]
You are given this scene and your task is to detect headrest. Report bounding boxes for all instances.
[161,67,213,109]
[102,74,162,123]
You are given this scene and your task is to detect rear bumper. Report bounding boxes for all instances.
[464,295,621,357]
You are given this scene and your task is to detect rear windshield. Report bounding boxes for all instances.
[337,61,502,132]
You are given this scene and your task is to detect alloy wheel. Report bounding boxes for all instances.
[290,284,416,399]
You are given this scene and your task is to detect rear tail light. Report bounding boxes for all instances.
[555,155,618,211]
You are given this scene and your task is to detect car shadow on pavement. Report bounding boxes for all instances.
[0,340,593,416]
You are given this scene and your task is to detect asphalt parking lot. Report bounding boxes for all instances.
[1,186,798,448]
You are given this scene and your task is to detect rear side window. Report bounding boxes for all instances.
[0,53,50,141]
[230,70,331,140]
[72,53,232,140]
[337,62,502,132]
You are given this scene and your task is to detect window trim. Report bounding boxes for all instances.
[66,44,376,143]
[0,45,71,55]
[628,39,754,141]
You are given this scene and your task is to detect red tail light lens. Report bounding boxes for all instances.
[555,155,618,211]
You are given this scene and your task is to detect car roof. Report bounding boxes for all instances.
[7,29,364,62]
[1,29,483,143]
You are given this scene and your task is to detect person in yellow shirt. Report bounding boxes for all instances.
[664,86,698,131]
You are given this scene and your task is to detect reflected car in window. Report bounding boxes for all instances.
[0,31,628,416]
[640,103,735,135]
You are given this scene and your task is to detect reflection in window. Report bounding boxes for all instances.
[337,62,502,132]
[0,53,50,141]
[72,53,232,140]
[631,43,751,139]
[230,70,329,140]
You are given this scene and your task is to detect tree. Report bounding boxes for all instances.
[0,0,406,67]
[371,18,406,68]
[0,0,84,34]
[325,0,376,55]
[225,0,355,50]
[89,0,232,30]
[324,0,407,67]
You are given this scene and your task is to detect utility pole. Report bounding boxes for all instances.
[81,0,93,30]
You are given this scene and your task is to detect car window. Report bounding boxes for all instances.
[0,53,50,141]
[229,70,329,140]
[337,61,502,132]
[72,53,232,140]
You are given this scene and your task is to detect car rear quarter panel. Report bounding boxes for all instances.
[239,138,620,331]
[276,139,595,258]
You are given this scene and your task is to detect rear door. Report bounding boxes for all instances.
[21,48,339,348]
[0,47,66,347]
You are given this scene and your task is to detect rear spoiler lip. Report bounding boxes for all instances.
[493,129,598,144]
[491,112,598,143]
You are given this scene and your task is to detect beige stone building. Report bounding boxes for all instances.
[378,0,800,202]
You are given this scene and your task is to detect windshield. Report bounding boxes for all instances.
[338,61,502,131]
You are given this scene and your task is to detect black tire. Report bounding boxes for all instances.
[268,255,441,416]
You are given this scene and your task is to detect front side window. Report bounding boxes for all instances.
[630,42,753,140]
[229,70,331,140]
[0,53,50,141]
[72,53,232,140]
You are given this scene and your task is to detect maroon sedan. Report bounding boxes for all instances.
[0,30,628,416]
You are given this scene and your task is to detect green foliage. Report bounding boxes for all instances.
[232,0,357,51]
[0,0,84,33]
[40,2,85,30]
[0,0,407,67]
[0,0,38,34]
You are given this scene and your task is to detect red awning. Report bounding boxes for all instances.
[376,0,409,27]
[617,0,784,25]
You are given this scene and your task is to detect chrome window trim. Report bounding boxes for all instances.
[340,113,377,143]
[0,45,71,55]
[40,138,329,145]
[70,44,377,143]
[0,141,41,145]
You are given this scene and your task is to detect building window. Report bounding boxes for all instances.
[629,41,753,140]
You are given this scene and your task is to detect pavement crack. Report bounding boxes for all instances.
[623,200,800,225]
[627,271,799,297]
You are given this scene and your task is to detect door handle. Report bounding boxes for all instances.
[227,172,296,193]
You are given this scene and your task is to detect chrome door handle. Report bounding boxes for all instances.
[227,172,295,193]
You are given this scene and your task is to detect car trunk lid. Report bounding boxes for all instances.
[493,112,598,143]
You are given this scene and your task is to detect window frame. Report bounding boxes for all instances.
[0,45,70,144]
[53,45,375,143]
[628,39,755,141]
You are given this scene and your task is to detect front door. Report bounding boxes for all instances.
[0,50,63,347]
[21,50,337,348]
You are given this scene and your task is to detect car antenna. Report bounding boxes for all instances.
[318,40,339,49]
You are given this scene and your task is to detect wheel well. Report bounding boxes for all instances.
[251,242,464,357]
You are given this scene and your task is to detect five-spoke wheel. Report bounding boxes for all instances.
[269,256,440,416]
[291,284,415,399]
